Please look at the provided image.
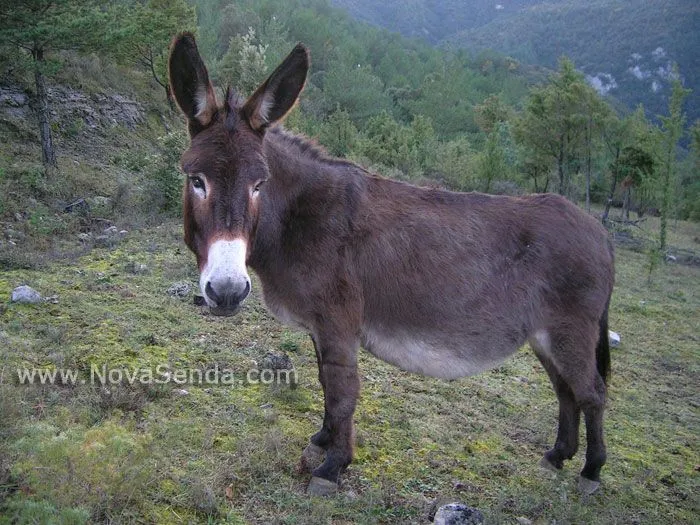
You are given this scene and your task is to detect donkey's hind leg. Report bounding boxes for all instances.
[532,323,607,494]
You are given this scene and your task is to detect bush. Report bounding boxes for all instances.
[145,131,187,215]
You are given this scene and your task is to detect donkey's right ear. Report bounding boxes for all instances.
[168,33,218,134]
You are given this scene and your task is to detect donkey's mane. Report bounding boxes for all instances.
[267,126,365,171]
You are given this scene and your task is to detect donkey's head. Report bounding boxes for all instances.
[168,33,309,315]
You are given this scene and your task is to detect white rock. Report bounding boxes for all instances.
[434,503,484,525]
[11,285,42,304]
[608,330,621,347]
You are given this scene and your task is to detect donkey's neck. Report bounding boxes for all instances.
[263,126,365,198]
[250,127,366,274]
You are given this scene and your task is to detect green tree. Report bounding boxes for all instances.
[679,120,700,220]
[477,131,506,193]
[474,94,512,135]
[616,145,655,220]
[580,88,610,211]
[515,57,592,197]
[433,136,475,190]
[320,106,358,157]
[601,106,655,222]
[217,27,268,96]
[356,111,436,178]
[656,71,690,254]
[0,0,105,172]
[109,0,196,105]
[322,59,392,123]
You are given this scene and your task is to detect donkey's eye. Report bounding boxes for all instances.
[253,179,267,194]
[190,176,205,190]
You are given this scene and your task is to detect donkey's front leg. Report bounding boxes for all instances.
[305,334,360,496]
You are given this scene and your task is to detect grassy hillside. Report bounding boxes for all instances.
[1,217,698,523]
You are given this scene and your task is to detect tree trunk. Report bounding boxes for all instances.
[602,147,620,223]
[33,48,57,172]
[622,187,631,220]
[585,154,591,213]
[165,83,175,110]
[585,116,592,213]
[557,141,565,195]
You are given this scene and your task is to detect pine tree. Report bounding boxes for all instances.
[657,70,690,254]
[0,0,106,173]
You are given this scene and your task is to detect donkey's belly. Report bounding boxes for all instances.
[361,326,508,380]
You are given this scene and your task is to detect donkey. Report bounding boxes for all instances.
[168,33,615,496]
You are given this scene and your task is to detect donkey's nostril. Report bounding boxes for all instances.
[205,279,250,308]
[205,281,221,305]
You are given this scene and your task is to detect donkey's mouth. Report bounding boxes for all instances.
[209,305,241,317]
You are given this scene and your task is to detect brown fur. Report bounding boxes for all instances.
[169,34,615,490]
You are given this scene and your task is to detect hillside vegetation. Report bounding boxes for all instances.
[333,0,700,128]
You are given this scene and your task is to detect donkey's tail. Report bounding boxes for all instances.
[596,300,611,384]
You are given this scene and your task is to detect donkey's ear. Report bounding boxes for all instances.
[168,33,218,134]
[242,43,309,131]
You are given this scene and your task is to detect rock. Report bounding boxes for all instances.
[307,476,338,497]
[433,503,484,525]
[172,388,189,397]
[261,351,294,371]
[665,254,677,263]
[77,232,91,242]
[516,518,533,525]
[5,229,25,241]
[103,225,119,235]
[89,196,113,209]
[11,285,42,304]
[125,261,149,274]
[43,295,59,304]
[299,443,325,473]
[94,235,114,248]
[608,330,621,347]
[167,282,191,298]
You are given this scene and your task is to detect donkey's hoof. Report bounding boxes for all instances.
[578,476,601,495]
[307,476,338,496]
[539,456,560,473]
[299,444,326,473]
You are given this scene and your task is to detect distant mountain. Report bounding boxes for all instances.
[331,0,700,124]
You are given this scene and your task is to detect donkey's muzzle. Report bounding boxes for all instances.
[205,279,250,316]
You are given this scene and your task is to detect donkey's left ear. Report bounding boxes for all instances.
[243,44,309,132]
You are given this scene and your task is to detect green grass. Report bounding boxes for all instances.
[0,219,698,524]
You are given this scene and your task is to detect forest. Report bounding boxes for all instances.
[0,1,698,523]
[1,0,698,232]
